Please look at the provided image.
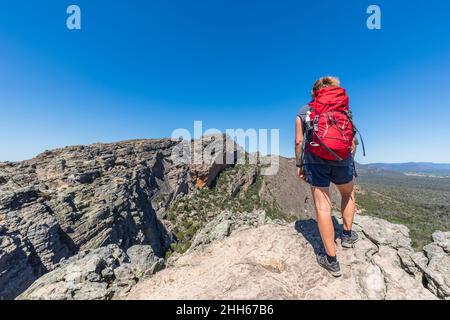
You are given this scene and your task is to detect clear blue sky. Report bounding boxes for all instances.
[1,0,449,163]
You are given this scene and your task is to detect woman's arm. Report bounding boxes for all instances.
[352,137,358,158]
[295,116,303,166]
[295,116,306,180]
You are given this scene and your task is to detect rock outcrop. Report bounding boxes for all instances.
[128,214,443,300]
[1,137,449,300]
[17,244,164,300]
[411,231,450,299]
[0,226,46,300]
[258,157,340,220]
[191,210,270,249]
[0,136,238,299]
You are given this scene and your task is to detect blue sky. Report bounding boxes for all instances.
[1,0,449,163]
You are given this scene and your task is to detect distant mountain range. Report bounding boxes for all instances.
[358,162,450,177]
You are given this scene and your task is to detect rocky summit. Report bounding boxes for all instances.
[1,137,449,300]
[127,213,448,300]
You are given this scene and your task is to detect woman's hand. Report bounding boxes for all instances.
[297,167,306,182]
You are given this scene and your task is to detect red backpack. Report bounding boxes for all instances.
[305,86,365,161]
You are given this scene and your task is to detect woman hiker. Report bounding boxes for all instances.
[295,76,364,277]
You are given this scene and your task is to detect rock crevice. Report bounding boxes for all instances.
[1,136,238,299]
[1,138,449,300]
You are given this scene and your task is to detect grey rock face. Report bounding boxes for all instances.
[1,136,238,299]
[225,165,258,197]
[17,244,164,300]
[354,215,412,250]
[126,245,165,276]
[356,218,450,300]
[418,239,450,299]
[2,138,449,300]
[353,216,450,300]
[0,226,46,300]
[432,231,450,253]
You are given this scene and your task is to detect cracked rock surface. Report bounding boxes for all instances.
[1,137,449,300]
[0,136,238,299]
[128,214,442,300]
[17,244,164,300]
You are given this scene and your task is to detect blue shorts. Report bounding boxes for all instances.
[304,164,354,188]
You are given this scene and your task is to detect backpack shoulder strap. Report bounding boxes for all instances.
[345,110,366,157]
[297,105,313,167]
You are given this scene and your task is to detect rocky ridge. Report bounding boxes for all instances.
[14,210,450,300]
[1,137,449,300]
[0,136,240,299]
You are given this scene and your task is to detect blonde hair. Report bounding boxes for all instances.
[312,76,340,96]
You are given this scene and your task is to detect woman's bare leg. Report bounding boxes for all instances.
[336,180,356,231]
[311,186,336,256]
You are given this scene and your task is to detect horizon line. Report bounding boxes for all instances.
[1,135,449,166]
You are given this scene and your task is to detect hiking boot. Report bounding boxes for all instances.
[341,230,359,248]
[316,254,342,277]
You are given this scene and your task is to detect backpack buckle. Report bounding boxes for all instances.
[313,115,319,132]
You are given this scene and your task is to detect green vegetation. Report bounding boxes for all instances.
[357,172,450,250]
[165,163,286,257]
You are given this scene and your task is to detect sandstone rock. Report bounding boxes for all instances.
[1,136,238,299]
[191,210,268,249]
[1,192,76,270]
[126,245,165,276]
[0,226,46,299]
[360,264,386,300]
[419,242,450,299]
[354,215,412,250]
[17,245,127,300]
[2,139,449,301]
[353,216,450,299]
[17,244,164,300]
[226,165,257,197]
[127,217,437,300]
[432,231,450,253]
[372,246,430,299]
[397,247,422,279]
[187,134,240,189]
